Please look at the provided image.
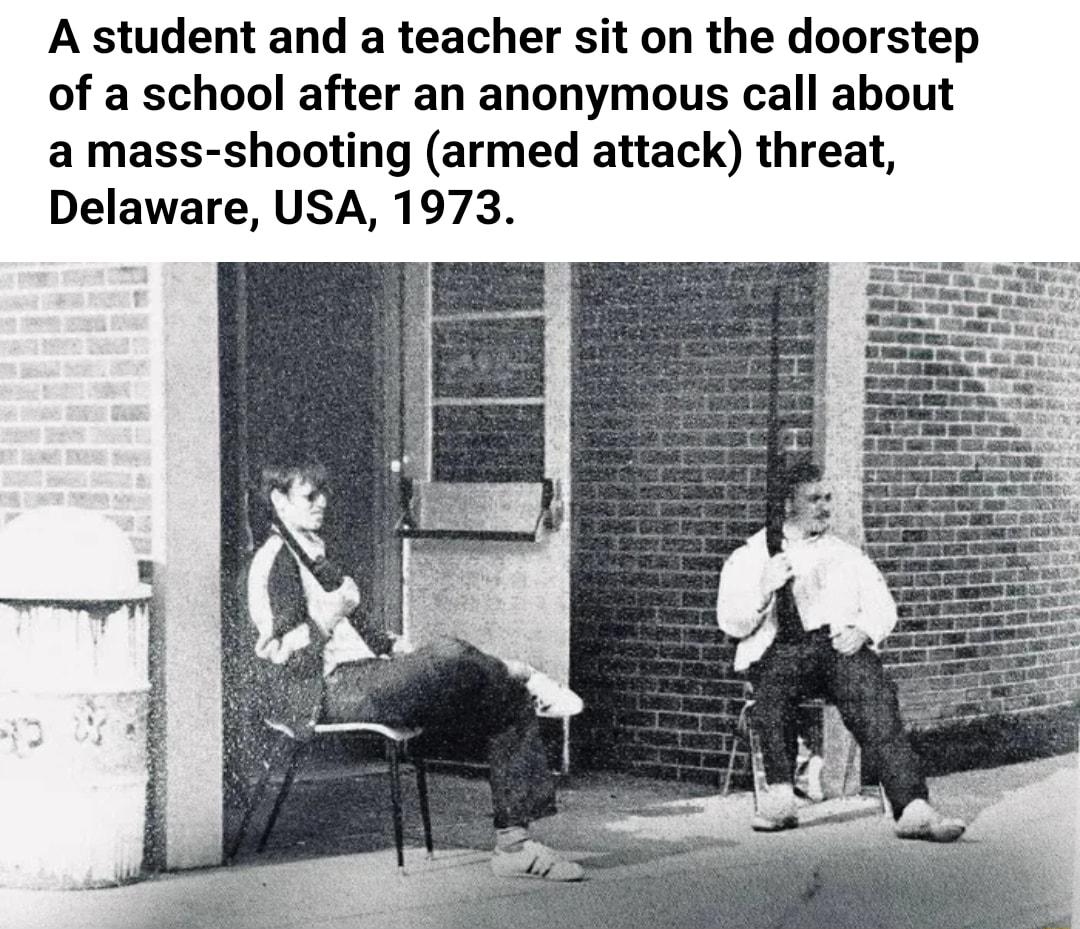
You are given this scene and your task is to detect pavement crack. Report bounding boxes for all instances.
[770,864,825,928]
[800,866,824,902]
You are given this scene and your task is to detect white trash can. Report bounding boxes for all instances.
[0,507,150,888]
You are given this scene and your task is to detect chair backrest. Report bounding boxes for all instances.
[226,560,260,676]
[223,558,274,806]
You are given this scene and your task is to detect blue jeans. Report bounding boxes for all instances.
[749,628,928,818]
[322,636,555,829]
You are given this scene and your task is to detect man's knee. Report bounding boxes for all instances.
[841,649,900,704]
[751,693,793,729]
[420,634,473,660]
[835,655,909,740]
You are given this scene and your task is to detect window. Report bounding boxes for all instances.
[430,264,546,482]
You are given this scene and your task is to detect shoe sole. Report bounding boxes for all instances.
[896,825,965,843]
[751,817,798,832]
[491,865,586,881]
[492,871,586,882]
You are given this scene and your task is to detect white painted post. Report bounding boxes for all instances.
[148,263,224,869]
[814,262,870,798]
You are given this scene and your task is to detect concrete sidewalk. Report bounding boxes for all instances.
[1,753,1075,929]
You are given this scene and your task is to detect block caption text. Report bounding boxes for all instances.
[45,13,981,235]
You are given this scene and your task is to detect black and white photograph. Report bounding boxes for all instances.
[0,262,1075,928]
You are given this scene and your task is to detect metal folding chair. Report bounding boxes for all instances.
[723,682,885,813]
[227,719,434,870]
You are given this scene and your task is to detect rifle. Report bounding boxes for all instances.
[765,287,803,640]
[269,510,393,651]
[270,510,344,592]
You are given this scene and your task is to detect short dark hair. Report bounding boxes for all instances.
[258,460,330,509]
[781,460,822,502]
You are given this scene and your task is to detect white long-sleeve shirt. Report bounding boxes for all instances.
[247,530,376,676]
[716,528,898,671]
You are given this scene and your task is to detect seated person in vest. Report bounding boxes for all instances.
[247,460,586,880]
[716,461,965,841]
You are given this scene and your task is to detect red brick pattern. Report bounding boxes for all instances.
[0,263,154,555]
[865,262,1080,724]
[572,263,818,781]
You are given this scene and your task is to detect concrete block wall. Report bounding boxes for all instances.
[571,262,819,782]
[0,263,155,555]
[864,262,1080,724]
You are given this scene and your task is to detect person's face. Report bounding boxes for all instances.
[272,478,327,534]
[786,480,832,537]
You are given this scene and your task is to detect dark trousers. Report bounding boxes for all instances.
[322,636,555,829]
[749,628,928,818]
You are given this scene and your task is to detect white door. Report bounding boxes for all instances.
[400,263,572,687]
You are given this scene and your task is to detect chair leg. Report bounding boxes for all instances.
[878,783,891,817]
[227,755,277,861]
[413,753,434,858]
[841,733,858,797]
[257,741,303,853]
[748,726,768,813]
[836,732,888,814]
[722,733,741,796]
[386,740,406,870]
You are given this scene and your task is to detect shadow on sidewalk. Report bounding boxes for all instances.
[225,756,897,872]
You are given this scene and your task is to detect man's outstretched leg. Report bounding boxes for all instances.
[828,645,965,843]
[323,636,586,879]
[486,697,584,881]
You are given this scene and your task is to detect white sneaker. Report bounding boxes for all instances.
[524,670,584,717]
[491,840,585,881]
[752,782,798,832]
[894,799,965,842]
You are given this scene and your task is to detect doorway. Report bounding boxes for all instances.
[218,262,403,814]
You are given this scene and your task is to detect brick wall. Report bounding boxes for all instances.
[572,263,818,782]
[865,262,1080,725]
[0,263,155,556]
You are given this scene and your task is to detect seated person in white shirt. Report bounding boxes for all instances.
[247,459,586,880]
[716,461,965,841]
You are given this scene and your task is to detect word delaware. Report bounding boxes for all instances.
[52,189,251,226]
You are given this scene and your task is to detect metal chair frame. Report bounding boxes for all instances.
[723,685,885,813]
[227,720,434,870]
